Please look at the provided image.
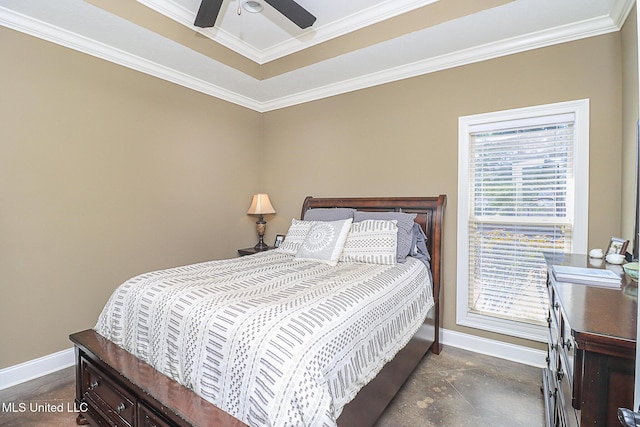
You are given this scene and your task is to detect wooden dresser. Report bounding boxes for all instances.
[543,253,637,427]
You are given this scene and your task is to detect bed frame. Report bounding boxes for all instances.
[70,195,446,427]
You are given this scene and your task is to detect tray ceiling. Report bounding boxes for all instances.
[0,0,633,111]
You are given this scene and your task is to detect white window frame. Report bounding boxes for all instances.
[457,99,590,342]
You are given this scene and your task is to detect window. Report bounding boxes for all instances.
[457,100,589,341]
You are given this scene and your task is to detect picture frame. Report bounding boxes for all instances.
[274,234,285,248]
[605,237,629,256]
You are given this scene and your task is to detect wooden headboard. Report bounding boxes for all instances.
[301,195,447,346]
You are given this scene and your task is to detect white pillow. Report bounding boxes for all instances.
[340,220,398,265]
[295,219,353,266]
[277,219,319,255]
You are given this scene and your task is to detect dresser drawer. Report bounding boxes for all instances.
[81,357,135,427]
[560,330,575,383]
[560,328,579,410]
[547,317,559,373]
[138,401,174,427]
[557,358,579,427]
[542,367,556,427]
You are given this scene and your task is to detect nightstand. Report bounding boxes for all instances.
[238,247,274,256]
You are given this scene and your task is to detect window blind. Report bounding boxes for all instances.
[467,114,575,325]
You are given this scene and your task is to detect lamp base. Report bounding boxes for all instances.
[254,215,269,250]
[254,241,270,250]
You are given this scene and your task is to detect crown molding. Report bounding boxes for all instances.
[0,5,262,110]
[610,0,636,28]
[257,13,621,112]
[0,4,627,113]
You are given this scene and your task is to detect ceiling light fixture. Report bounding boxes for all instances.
[242,1,263,13]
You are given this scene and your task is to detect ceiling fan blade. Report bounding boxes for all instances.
[194,0,224,28]
[264,0,316,29]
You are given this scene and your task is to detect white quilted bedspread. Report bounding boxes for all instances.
[95,251,433,427]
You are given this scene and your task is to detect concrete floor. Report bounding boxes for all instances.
[376,346,544,427]
[0,346,544,427]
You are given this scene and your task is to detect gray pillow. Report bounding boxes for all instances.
[354,211,417,263]
[410,222,431,269]
[304,208,356,221]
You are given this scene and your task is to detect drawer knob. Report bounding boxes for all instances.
[116,403,126,413]
[89,381,99,390]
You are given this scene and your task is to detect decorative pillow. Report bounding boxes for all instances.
[353,211,417,263]
[410,222,431,268]
[304,207,356,221]
[295,219,353,266]
[277,219,319,255]
[340,220,398,265]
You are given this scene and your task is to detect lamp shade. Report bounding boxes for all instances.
[247,193,275,215]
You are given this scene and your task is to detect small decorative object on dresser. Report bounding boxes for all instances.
[274,234,285,248]
[605,236,629,256]
[624,261,639,281]
[542,253,636,427]
[588,248,603,259]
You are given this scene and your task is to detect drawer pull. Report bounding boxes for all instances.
[89,381,99,390]
[116,403,126,413]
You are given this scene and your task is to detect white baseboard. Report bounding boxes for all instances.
[0,348,75,391]
[442,328,546,368]
[0,329,545,390]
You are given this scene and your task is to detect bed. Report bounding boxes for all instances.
[70,195,446,427]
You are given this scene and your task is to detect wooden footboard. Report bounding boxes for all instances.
[71,195,446,427]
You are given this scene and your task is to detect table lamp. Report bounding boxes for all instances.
[247,193,276,250]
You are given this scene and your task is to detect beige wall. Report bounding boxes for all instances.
[0,26,626,368]
[0,27,262,369]
[262,33,623,349]
[621,6,639,254]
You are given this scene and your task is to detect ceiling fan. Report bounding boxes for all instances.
[194,0,316,29]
